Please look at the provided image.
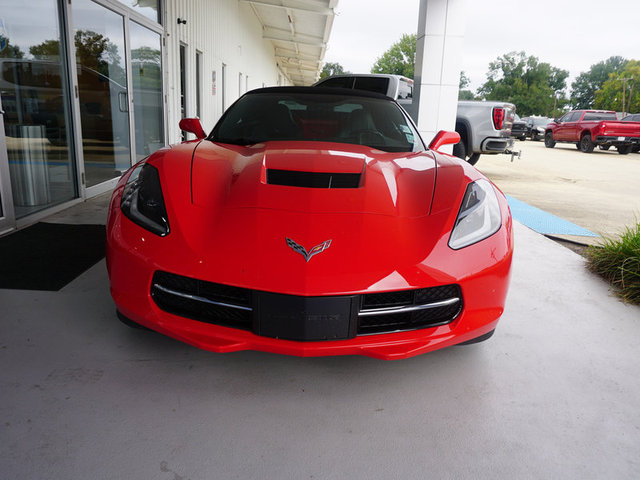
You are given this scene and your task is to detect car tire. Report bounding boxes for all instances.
[579,134,595,153]
[467,153,481,166]
[457,329,495,345]
[531,132,538,141]
[599,145,611,150]
[544,132,555,148]
[617,145,632,155]
[117,310,152,331]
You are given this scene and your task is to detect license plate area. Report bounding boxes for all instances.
[255,292,358,341]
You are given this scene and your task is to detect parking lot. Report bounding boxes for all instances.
[477,140,640,244]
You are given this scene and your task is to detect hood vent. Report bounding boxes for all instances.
[266,169,362,188]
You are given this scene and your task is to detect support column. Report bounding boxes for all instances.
[413,0,467,151]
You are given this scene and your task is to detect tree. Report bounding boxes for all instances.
[74,30,125,85]
[319,61,348,80]
[132,46,162,89]
[594,60,640,113]
[29,39,60,59]
[571,56,627,109]
[371,33,416,79]
[458,71,476,100]
[477,51,569,117]
[0,37,25,58]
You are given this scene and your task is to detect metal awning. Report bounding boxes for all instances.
[241,0,338,85]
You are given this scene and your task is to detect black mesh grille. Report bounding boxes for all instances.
[151,271,252,329]
[267,169,361,188]
[150,270,462,338]
[361,290,414,309]
[358,285,462,334]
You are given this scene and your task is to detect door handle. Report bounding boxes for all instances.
[118,91,129,112]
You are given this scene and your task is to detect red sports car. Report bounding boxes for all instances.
[106,87,513,360]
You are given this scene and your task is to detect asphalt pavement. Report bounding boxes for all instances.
[477,140,640,245]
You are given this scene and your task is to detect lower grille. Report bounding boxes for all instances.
[151,271,253,329]
[358,285,462,334]
[150,270,462,339]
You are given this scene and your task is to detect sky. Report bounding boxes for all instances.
[324,0,640,93]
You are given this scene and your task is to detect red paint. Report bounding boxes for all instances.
[428,130,460,152]
[179,118,206,140]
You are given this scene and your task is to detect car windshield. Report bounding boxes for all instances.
[531,117,550,126]
[210,91,424,153]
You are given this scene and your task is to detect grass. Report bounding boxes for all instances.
[586,221,640,304]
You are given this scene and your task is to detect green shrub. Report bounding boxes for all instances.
[586,222,640,304]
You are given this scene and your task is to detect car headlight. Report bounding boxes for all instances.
[120,162,170,236]
[448,179,501,249]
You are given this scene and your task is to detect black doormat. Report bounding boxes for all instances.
[0,222,106,291]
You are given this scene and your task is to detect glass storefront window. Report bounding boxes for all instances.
[72,0,132,188]
[0,0,78,218]
[117,0,160,23]
[129,21,164,161]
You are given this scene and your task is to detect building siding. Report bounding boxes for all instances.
[164,0,291,142]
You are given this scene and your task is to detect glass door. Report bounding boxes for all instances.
[129,21,164,162]
[71,0,132,188]
[0,0,78,222]
[0,94,16,233]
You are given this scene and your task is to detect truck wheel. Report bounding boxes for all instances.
[544,132,555,148]
[452,140,466,160]
[599,145,610,150]
[617,145,632,155]
[467,153,480,166]
[531,132,538,141]
[579,134,595,153]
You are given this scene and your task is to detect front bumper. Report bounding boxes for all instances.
[108,240,512,360]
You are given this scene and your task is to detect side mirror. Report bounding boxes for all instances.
[179,118,206,140]
[428,130,460,152]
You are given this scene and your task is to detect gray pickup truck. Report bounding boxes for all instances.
[455,100,516,165]
[314,74,517,165]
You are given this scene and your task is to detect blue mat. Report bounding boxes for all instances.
[506,195,598,237]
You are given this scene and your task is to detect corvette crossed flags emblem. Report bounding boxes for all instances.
[286,237,332,262]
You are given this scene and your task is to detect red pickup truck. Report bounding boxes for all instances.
[544,110,640,154]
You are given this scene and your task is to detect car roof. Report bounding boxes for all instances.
[246,86,394,101]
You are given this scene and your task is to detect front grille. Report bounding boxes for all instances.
[151,271,252,329]
[358,285,462,334]
[266,169,362,188]
[151,270,462,339]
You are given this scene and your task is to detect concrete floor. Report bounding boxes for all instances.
[1,194,640,478]
[477,140,640,245]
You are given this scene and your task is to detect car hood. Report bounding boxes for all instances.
[124,141,486,294]
[189,140,436,217]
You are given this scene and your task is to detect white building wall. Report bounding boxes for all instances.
[164,0,291,142]
[413,0,467,152]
